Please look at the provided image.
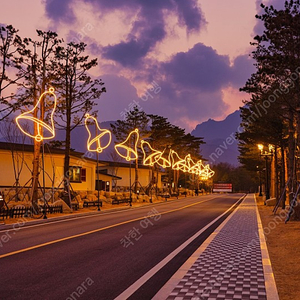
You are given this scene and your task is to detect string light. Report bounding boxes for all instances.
[115,128,139,161]
[141,140,161,166]
[16,87,57,142]
[154,148,172,168]
[85,114,112,153]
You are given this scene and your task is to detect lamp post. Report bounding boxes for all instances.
[258,144,273,201]
[256,165,263,196]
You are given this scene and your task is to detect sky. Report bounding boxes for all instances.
[0,0,284,132]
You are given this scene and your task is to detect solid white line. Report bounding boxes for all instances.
[114,195,243,300]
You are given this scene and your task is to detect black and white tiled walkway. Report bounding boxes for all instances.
[161,195,277,300]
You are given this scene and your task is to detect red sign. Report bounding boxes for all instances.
[213,183,232,193]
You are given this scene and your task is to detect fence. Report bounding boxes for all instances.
[0,205,63,219]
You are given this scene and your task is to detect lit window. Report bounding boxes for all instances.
[69,166,82,183]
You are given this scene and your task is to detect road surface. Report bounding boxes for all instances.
[0,194,244,300]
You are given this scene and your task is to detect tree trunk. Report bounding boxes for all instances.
[134,158,138,193]
[31,55,40,208]
[287,109,296,205]
[280,144,286,209]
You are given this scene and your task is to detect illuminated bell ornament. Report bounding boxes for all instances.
[171,150,187,172]
[155,148,172,168]
[85,114,112,153]
[185,154,196,173]
[115,129,139,161]
[141,140,161,166]
[192,160,205,175]
[15,87,57,142]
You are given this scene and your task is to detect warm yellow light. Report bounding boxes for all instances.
[268,144,274,152]
[154,148,172,168]
[16,87,57,142]
[190,159,204,175]
[186,155,196,173]
[258,144,264,152]
[85,114,112,153]
[171,151,190,172]
[115,129,139,161]
[201,164,215,179]
[171,150,185,171]
[141,140,161,166]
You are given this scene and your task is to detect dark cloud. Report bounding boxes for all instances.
[139,81,229,130]
[231,54,255,88]
[99,0,204,67]
[162,43,231,92]
[43,0,75,23]
[102,21,165,67]
[173,0,205,32]
[43,0,205,67]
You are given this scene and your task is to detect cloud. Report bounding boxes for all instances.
[173,0,205,32]
[100,0,205,66]
[162,43,231,92]
[43,0,76,23]
[230,54,255,88]
[43,0,205,67]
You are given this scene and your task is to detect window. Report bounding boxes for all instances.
[69,166,82,183]
[81,168,86,182]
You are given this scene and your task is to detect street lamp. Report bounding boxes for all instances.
[257,144,273,200]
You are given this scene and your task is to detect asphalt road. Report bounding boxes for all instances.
[0,194,244,300]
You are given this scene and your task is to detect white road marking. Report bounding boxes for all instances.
[114,195,244,300]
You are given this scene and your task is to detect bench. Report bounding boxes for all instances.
[112,198,130,205]
[83,200,102,208]
[71,202,79,210]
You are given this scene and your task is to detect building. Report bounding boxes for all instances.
[0,142,113,191]
[98,160,163,191]
[0,142,162,193]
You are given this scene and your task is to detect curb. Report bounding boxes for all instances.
[255,195,279,300]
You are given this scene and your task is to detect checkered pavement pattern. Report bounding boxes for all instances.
[167,196,267,300]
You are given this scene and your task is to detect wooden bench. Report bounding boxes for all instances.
[83,200,102,208]
[112,198,130,205]
[71,202,79,210]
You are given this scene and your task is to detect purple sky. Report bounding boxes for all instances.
[0,0,284,132]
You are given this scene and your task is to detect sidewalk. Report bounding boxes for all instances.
[154,194,279,300]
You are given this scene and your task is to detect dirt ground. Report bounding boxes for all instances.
[257,196,300,300]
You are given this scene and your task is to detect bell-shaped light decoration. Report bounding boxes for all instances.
[171,150,185,171]
[85,114,112,153]
[155,148,172,168]
[141,140,161,166]
[192,160,205,175]
[200,164,215,180]
[115,129,139,161]
[15,87,57,142]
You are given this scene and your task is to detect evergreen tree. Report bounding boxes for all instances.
[111,106,150,193]
[53,42,105,205]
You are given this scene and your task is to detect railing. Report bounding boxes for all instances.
[0,205,63,219]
